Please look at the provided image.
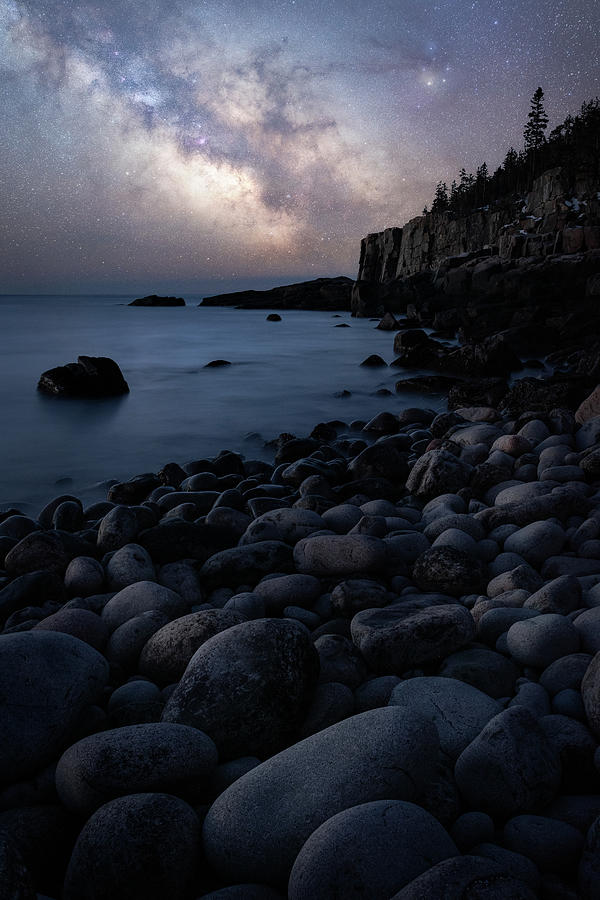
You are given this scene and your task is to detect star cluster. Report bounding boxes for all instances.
[1,0,599,293]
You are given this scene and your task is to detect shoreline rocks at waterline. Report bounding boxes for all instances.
[4,385,600,896]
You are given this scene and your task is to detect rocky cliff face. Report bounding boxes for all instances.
[354,167,600,316]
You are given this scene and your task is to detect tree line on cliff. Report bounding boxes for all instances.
[427,89,600,218]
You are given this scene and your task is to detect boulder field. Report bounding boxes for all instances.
[5,390,600,897]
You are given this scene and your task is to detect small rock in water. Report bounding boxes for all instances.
[266,313,282,321]
[360,354,387,367]
[204,359,232,368]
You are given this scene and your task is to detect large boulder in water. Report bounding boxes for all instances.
[38,356,129,397]
[0,631,109,782]
[162,618,319,758]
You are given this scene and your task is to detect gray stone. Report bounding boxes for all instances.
[56,722,217,816]
[540,653,593,696]
[105,543,156,591]
[33,608,109,652]
[0,836,35,900]
[314,634,366,688]
[581,652,600,739]
[202,706,439,886]
[105,610,170,670]
[390,855,537,899]
[0,631,108,782]
[288,800,458,900]
[330,579,390,617]
[438,647,519,699]
[405,449,473,500]
[354,675,401,712]
[240,509,325,546]
[4,531,69,576]
[507,614,580,668]
[298,682,354,738]
[470,844,541,892]
[97,506,139,554]
[64,556,105,597]
[162,618,319,759]
[450,812,495,851]
[101,581,187,632]
[503,814,583,874]
[139,609,245,684]
[253,574,322,615]
[454,707,562,819]
[62,793,200,900]
[574,606,600,653]
[477,607,540,645]
[412,546,486,596]
[157,560,203,605]
[389,676,501,761]
[524,575,582,614]
[504,521,566,568]
[294,534,386,577]
[351,604,475,674]
[200,541,294,587]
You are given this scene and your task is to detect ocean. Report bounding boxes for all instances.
[0,294,448,513]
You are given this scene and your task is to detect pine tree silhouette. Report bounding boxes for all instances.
[524,87,549,151]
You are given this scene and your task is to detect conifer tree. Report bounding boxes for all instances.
[524,87,549,151]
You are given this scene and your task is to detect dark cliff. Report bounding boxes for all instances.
[353,167,600,317]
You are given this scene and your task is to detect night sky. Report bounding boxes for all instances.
[1,0,599,295]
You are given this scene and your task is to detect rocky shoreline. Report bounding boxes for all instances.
[3,361,600,897]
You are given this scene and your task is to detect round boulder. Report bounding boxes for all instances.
[389,676,501,761]
[351,604,475,674]
[412,546,486,597]
[101,581,188,632]
[294,534,386,577]
[62,793,200,900]
[0,631,108,782]
[454,706,562,820]
[162,618,319,759]
[56,722,218,816]
[288,800,458,900]
[139,609,245,684]
[202,706,439,886]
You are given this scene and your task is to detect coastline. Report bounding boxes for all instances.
[3,364,600,895]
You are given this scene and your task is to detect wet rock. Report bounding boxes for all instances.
[4,531,69,576]
[240,509,325,546]
[506,614,580,668]
[38,356,129,397]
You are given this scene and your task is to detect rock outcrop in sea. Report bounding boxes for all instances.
[37,356,130,397]
[200,276,353,311]
[129,295,186,307]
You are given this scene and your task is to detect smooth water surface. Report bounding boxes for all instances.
[0,295,447,512]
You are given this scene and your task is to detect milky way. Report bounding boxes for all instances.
[1,0,599,294]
